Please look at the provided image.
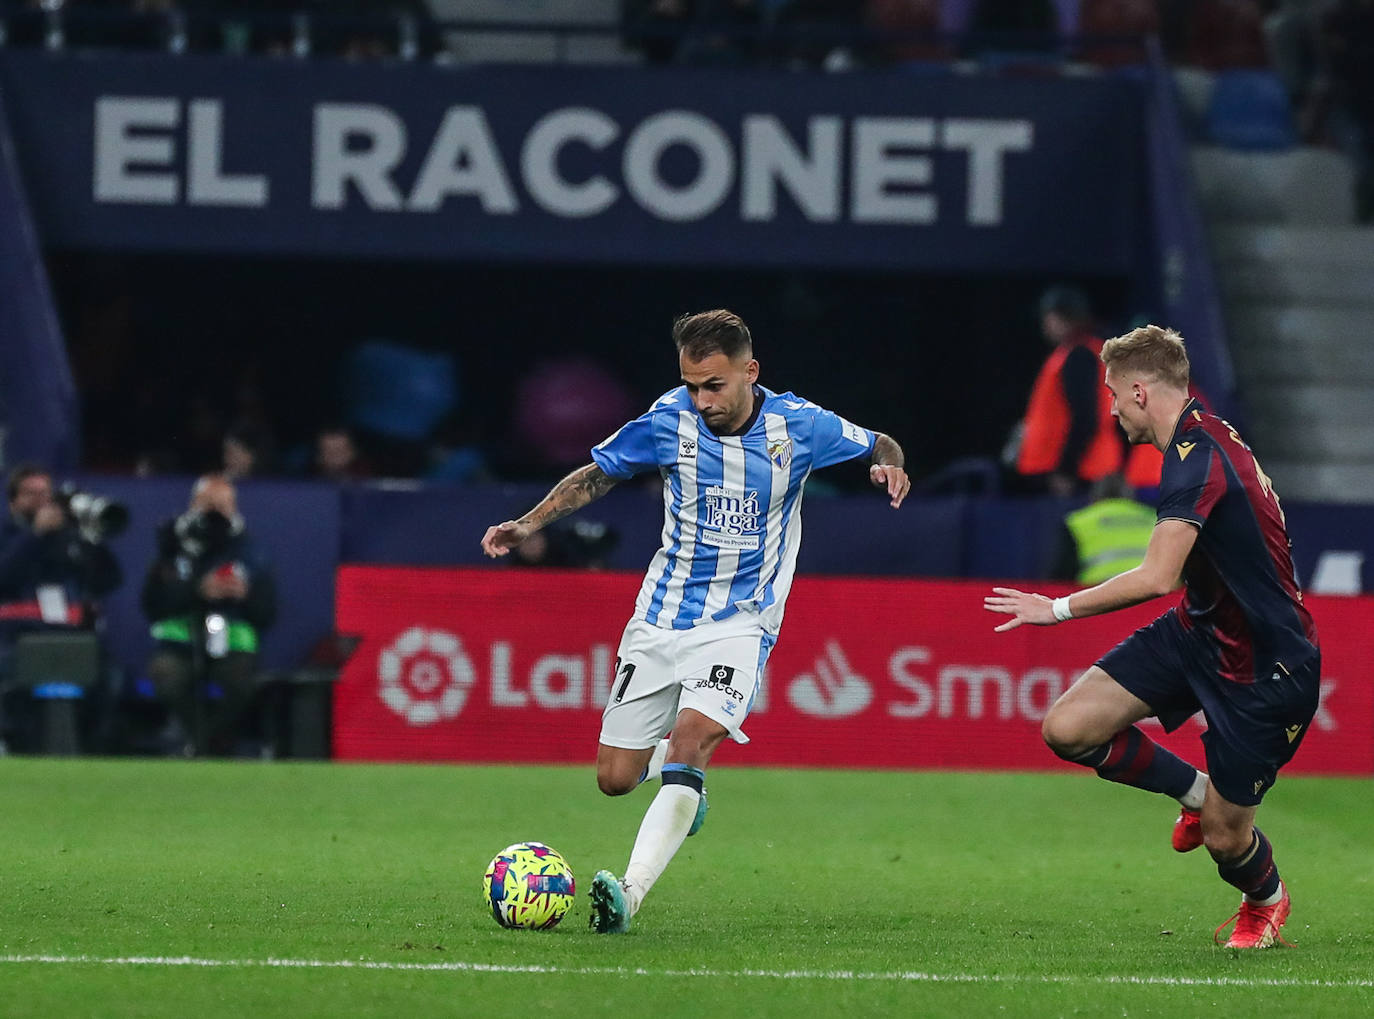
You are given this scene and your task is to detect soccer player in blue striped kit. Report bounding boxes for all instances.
[481,309,909,933]
[985,325,1320,949]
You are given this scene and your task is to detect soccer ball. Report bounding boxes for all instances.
[482,841,576,930]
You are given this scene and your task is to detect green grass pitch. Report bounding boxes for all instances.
[1,757,1371,1017]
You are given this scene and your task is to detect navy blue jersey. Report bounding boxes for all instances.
[1155,400,1318,683]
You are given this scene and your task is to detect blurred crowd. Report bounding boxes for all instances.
[80,338,648,488]
[0,0,1355,76]
[0,0,442,59]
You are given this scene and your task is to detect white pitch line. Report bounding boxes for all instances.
[0,955,1371,989]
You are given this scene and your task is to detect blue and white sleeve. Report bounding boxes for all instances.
[591,412,662,480]
[809,407,876,471]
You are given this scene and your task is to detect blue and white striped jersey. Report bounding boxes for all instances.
[591,385,876,634]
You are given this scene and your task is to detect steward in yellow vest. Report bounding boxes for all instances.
[1064,497,1156,585]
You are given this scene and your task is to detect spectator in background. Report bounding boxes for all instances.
[1052,473,1156,583]
[0,464,123,752]
[222,420,274,481]
[142,474,276,756]
[425,412,489,484]
[1009,286,1123,496]
[312,423,372,482]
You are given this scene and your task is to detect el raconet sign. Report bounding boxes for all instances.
[0,52,1145,270]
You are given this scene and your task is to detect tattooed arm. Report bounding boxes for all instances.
[867,432,911,509]
[480,463,620,557]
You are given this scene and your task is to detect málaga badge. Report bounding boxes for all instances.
[767,437,793,471]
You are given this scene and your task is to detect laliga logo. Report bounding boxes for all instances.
[377,627,476,727]
[787,640,872,718]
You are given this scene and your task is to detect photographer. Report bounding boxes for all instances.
[0,464,123,752]
[142,474,276,757]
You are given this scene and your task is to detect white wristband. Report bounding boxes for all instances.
[1051,596,1074,622]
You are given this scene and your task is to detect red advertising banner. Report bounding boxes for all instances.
[333,566,1374,775]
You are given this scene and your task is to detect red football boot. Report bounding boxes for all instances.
[1172,807,1203,853]
[1214,885,1292,949]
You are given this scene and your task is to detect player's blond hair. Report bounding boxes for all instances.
[1100,324,1190,390]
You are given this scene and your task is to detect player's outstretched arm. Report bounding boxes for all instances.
[480,463,619,558]
[868,433,910,509]
[984,519,1197,630]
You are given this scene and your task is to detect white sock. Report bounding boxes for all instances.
[622,784,700,916]
[1178,770,1208,811]
[1246,880,1285,907]
[639,739,670,787]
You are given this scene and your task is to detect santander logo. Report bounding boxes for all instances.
[786,640,873,718]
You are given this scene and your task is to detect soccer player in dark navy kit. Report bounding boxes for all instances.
[985,325,1319,949]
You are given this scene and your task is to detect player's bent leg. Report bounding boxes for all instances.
[1043,667,1204,805]
[596,743,656,797]
[1200,786,1260,861]
[1204,787,1291,948]
[613,710,725,919]
[1041,666,1154,756]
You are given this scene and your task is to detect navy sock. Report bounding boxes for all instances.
[1217,828,1281,901]
[1068,725,1197,798]
[661,763,705,793]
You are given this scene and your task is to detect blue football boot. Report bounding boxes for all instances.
[687,785,708,837]
[589,870,631,934]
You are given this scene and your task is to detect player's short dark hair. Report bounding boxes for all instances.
[6,462,50,503]
[672,309,752,362]
[1101,324,1190,390]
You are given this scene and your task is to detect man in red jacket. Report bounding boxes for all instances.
[1013,286,1123,495]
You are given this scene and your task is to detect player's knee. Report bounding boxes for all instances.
[1201,820,1252,861]
[1041,710,1091,760]
[596,769,637,797]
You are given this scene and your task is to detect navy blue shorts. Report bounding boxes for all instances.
[1096,610,1321,807]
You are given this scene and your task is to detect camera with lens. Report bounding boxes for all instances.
[162,508,237,560]
[56,483,130,542]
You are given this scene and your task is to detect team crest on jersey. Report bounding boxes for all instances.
[767,437,793,472]
[679,438,697,459]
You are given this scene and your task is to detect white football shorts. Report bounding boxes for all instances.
[599,614,775,750]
